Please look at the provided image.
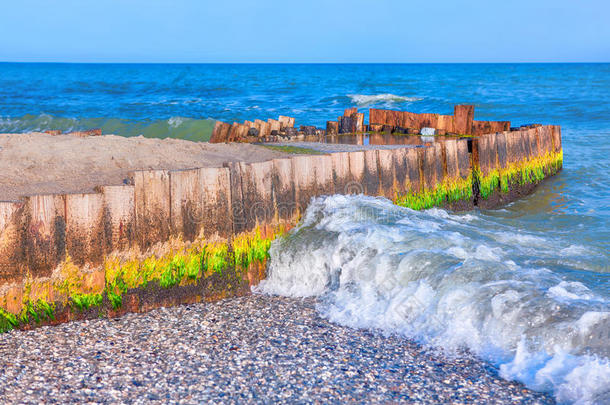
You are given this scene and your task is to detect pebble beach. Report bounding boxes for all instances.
[0,295,554,404]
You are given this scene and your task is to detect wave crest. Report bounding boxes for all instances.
[256,195,610,404]
[0,114,215,142]
[347,93,422,107]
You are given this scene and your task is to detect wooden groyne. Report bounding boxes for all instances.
[367,105,511,135]
[0,105,562,332]
[209,105,513,142]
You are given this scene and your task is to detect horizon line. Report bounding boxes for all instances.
[0,61,609,65]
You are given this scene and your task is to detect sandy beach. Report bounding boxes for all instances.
[0,132,288,201]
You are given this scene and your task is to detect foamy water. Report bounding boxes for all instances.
[347,93,421,107]
[256,195,610,404]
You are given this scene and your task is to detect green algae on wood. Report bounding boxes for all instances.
[70,293,103,312]
[0,308,19,333]
[394,150,563,209]
[0,275,59,332]
[476,150,563,200]
[0,224,288,333]
[394,174,473,210]
[0,299,56,333]
[102,226,285,311]
[20,299,55,325]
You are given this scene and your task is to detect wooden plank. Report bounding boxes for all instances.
[0,201,24,284]
[170,169,202,241]
[407,148,422,194]
[134,170,170,250]
[291,155,317,213]
[454,105,474,134]
[330,152,352,195]
[100,185,135,253]
[456,139,471,179]
[65,192,105,266]
[551,125,562,152]
[444,139,460,179]
[224,161,247,235]
[278,116,295,129]
[377,149,397,199]
[423,146,438,191]
[313,155,334,195]
[272,158,297,222]
[495,132,509,169]
[241,161,274,231]
[210,121,231,143]
[200,167,232,238]
[363,150,380,195]
[24,194,66,277]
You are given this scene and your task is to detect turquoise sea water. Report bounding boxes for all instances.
[1,63,609,403]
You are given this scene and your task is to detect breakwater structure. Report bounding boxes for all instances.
[0,105,562,332]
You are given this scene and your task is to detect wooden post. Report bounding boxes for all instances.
[271,158,297,222]
[170,169,202,241]
[23,194,66,277]
[454,105,474,135]
[134,170,171,250]
[65,192,106,266]
[199,167,233,238]
[210,121,231,143]
[100,185,135,253]
[326,121,338,135]
[0,201,24,285]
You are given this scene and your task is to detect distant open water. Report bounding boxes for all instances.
[1,63,609,404]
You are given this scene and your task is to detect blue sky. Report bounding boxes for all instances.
[1,0,608,63]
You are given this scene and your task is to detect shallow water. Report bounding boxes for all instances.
[1,63,609,403]
[323,133,463,146]
[257,195,609,404]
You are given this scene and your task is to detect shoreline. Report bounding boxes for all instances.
[0,122,562,334]
[0,294,554,404]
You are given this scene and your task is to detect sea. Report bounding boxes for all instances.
[1,63,608,404]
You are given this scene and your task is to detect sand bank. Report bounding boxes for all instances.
[0,132,288,201]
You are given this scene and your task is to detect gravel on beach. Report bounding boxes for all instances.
[0,295,554,404]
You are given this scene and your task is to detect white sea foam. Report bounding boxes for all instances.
[256,195,610,404]
[560,245,591,256]
[548,281,599,301]
[347,93,422,107]
[420,127,435,136]
[500,343,610,405]
[167,116,185,127]
[496,232,548,247]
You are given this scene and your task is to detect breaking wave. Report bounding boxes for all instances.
[348,93,422,107]
[256,195,610,404]
[0,114,215,142]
